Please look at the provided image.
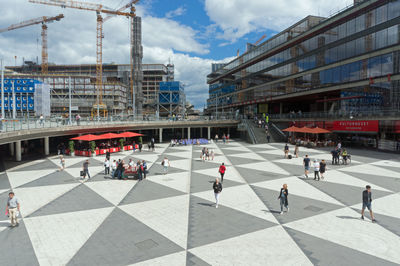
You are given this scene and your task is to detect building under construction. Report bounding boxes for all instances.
[6,62,174,116]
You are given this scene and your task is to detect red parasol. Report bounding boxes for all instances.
[118,132,144,138]
[70,134,102,141]
[97,133,121,139]
[298,127,315,133]
[282,126,301,132]
[311,127,331,134]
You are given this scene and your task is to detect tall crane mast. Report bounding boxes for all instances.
[0,14,64,74]
[29,0,135,118]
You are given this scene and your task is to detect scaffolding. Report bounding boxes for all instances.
[157,81,186,117]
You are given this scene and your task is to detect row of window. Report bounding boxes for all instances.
[213,0,400,76]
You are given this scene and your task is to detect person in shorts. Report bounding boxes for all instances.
[361,185,376,222]
[284,143,289,158]
[303,155,310,178]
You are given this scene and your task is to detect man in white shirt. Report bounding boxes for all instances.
[6,192,20,227]
[313,160,320,181]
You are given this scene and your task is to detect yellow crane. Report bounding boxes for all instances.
[29,0,136,118]
[0,14,64,74]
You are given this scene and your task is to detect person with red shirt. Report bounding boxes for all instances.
[219,163,226,183]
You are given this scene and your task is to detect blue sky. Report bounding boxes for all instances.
[0,0,353,109]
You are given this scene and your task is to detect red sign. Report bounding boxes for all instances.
[333,120,379,132]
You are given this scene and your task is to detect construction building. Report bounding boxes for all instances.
[207,0,400,148]
[6,62,174,116]
[157,81,186,117]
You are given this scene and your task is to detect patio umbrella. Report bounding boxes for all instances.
[282,126,301,132]
[97,133,121,139]
[70,134,102,141]
[311,127,331,134]
[118,132,144,138]
[298,127,315,134]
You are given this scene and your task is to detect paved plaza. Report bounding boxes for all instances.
[0,140,400,265]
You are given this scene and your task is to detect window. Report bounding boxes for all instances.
[368,56,382,77]
[355,37,365,55]
[346,18,356,35]
[387,25,398,46]
[381,54,393,75]
[375,4,387,25]
[375,29,388,49]
[338,23,346,39]
[388,0,400,20]
[356,14,365,32]
[341,64,351,82]
[346,40,356,58]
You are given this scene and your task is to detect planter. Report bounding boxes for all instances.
[70,151,75,157]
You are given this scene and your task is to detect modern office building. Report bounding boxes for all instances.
[207,0,400,146]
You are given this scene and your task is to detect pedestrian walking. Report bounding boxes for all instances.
[284,143,289,158]
[139,142,143,152]
[59,155,65,171]
[137,161,143,181]
[361,185,376,222]
[313,159,320,181]
[294,145,299,158]
[219,163,226,182]
[215,134,219,143]
[106,151,110,161]
[227,134,230,143]
[117,160,124,179]
[39,114,44,126]
[6,192,20,227]
[75,114,81,126]
[278,184,289,214]
[303,155,310,178]
[331,149,339,165]
[213,178,222,208]
[206,148,210,160]
[82,159,90,179]
[210,149,215,160]
[104,158,110,175]
[266,132,271,143]
[320,159,326,179]
[142,160,147,179]
[222,134,226,144]
[111,160,117,178]
[162,157,170,174]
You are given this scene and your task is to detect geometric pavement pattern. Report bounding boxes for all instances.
[0,140,400,265]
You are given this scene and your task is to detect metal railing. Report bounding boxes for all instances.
[270,109,400,120]
[241,118,258,144]
[0,114,239,133]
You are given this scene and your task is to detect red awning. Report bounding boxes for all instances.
[97,133,121,139]
[118,132,144,138]
[282,126,301,132]
[298,127,316,133]
[70,134,102,141]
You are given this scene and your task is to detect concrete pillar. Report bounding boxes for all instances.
[181,128,184,138]
[279,102,283,115]
[200,127,203,138]
[207,127,211,140]
[15,140,21,162]
[323,96,327,112]
[9,142,14,156]
[159,128,163,143]
[188,127,191,139]
[44,136,50,156]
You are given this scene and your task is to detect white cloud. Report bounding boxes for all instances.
[204,0,354,42]
[165,6,187,19]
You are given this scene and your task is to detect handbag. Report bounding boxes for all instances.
[80,170,84,176]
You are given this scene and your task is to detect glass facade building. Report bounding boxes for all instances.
[207,0,400,117]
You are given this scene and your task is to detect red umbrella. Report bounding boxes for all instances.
[97,133,121,140]
[118,132,144,138]
[298,127,315,133]
[282,126,301,132]
[311,127,331,134]
[70,134,102,141]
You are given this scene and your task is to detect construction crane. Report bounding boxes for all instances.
[29,0,135,119]
[0,14,64,74]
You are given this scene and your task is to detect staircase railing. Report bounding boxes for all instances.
[241,118,258,144]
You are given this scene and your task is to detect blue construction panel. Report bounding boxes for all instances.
[159,81,184,92]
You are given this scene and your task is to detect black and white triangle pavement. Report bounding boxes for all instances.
[0,140,400,265]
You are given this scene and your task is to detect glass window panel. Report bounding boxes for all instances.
[338,23,346,39]
[341,64,351,82]
[355,14,365,32]
[368,56,382,77]
[337,43,347,61]
[387,25,398,45]
[328,26,338,43]
[388,0,400,20]
[355,37,365,55]
[332,67,341,83]
[346,18,356,35]
[366,10,376,28]
[349,61,361,81]
[375,29,388,49]
[375,4,387,25]
[381,53,393,75]
[346,40,356,58]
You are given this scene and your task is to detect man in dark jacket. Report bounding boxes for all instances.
[278,184,289,214]
[361,185,376,222]
[213,178,222,208]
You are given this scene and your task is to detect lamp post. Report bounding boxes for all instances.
[215,92,218,120]
[68,77,72,125]
[1,59,4,119]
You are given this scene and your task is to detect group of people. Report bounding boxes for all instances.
[303,155,327,181]
[201,147,215,161]
[214,134,229,144]
[331,142,350,165]
[170,138,209,146]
